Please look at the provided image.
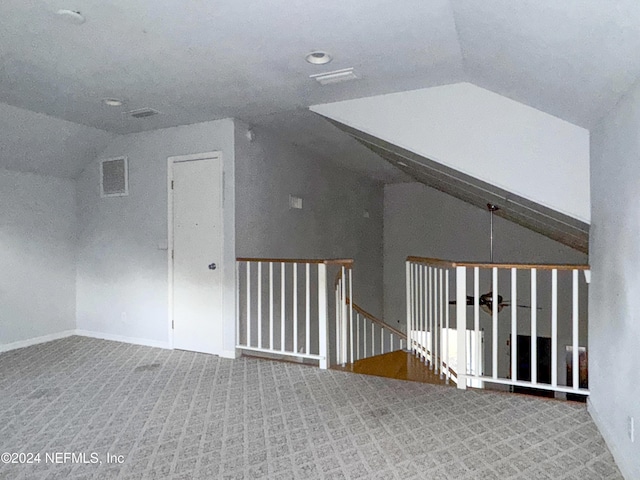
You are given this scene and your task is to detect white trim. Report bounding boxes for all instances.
[237,345,324,361]
[167,151,223,354]
[75,330,171,349]
[220,349,240,359]
[100,156,129,197]
[588,398,637,480]
[0,330,76,354]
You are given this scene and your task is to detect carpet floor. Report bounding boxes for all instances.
[0,336,622,479]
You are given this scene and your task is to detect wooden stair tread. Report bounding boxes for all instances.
[333,350,451,386]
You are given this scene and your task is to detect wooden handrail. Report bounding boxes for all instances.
[406,256,590,271]
[348,299,407,341]
[237,257,354,266]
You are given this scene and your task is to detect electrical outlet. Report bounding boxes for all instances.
[628,416,635,443]
[121,312,127,324]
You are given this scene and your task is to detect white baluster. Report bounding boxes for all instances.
[418,265,426,360]
[572,269,579,390]
[439,268,444,377]
[492,267,498,380]
[318,263,328,369]
[336,277,342,365]
[456,266,467,390]
[474,267,480,380]
[247,262,251,347]
[531,268,537,385]
[349,268,354,364]
[551,269,558,388]
[339,266,347,367]
[269,262,274,350]
[511,268,517,382]
[281,263,285,352]
[257,262,262,349]
[429,266,433,367]
[434,268,439,374]
[305,263,310,355]
[371,321,375,357]
[356,313,361,360]
[445,269,450,382]
[236,261,240,347]
[404,261,413,354]
[363,316,367,358]
[293,263,298,355]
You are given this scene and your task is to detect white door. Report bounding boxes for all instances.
[170,154,223,355]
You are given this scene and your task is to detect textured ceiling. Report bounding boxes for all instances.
[1,0,639,178]
[0,0,463,134]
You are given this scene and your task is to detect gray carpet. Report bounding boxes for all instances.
[0,336,622,480]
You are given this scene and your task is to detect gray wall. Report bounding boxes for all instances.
[384,183,588,382]
[76,119,236,353]
[0,169,76,348]
[235,122,384,317]
[589,80,640,479]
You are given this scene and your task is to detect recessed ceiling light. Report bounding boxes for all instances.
[305,51,332,65]
[56,9,85,25]
[102,98,123,107]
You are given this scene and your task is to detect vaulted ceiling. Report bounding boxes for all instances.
[1,0,639,178]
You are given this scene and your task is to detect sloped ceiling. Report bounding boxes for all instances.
[328,118,590,253]
[1,0,638,179]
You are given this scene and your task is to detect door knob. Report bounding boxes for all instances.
[208,263,217,270]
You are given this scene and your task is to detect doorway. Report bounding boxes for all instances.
[168,152,224,355]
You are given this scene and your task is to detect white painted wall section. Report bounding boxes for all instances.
[311,82,590,223]
[0,169,77,348]
[589,79,640,480]
[76,119,236,355]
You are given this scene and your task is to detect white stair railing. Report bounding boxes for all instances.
[406,256,591,396]
[236,257,352,369]
[335,267,406,366]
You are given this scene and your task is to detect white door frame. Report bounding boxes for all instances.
[167,151,223,350]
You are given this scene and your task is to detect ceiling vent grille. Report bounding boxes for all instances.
[128,108,160,119]
[100,156,129,197]
[310,68,359,85]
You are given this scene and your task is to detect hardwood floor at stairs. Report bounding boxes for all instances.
[333,350,450,386]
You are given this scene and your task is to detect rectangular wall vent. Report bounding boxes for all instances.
[128,108,160,118]
[100,156,129,197]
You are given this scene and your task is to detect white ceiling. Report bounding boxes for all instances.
[1,0,639,178]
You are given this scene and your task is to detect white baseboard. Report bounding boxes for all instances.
[1,330,232,359]
[0,330,76,354]
[220,349,240,359]
[74,330,171,350]
[588,397,637,480]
